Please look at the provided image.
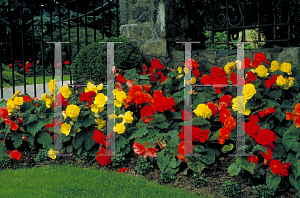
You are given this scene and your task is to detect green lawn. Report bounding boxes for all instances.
[0,163,211,198]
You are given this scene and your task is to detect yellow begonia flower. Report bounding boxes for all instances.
[13,97,23,106]
[184,67,190,74]
[41,93,50,101]
[123,113,133,124]
[276,75,289,86]
[59,86,72,99]
[191,77,196,85]
[48,149,59,160]
[280,62,292,73]
[236,96,249,115]
[12,90,21,98]
[270,61,280,72]
[116,91,127,102]
[94,93,107,108]
[66,104,80,119]
[193,104,212,119]
[6,98,14,115]
[114,100,123,108]
[254,65,268,78]
[61,123,71,136]
[114,123,126,134]
[243,84,256,100]
[62,111,67,120]
[45,98,52,108]
[85,81,102,93]
[49,79,56,95]
[232,98,237,111]
[224,62,236,74]
[177,66,182,73]
[95,119,105,130]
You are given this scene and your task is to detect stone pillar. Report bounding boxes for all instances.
[119,0,170,67]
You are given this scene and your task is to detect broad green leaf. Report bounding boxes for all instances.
[266,174,281,192]
[158,121,170,129]
[182,167,189,175]
[252,145,268,154]
[66,144,73,153]
[228,163,241,176]
[269,89,282,99]
[148,128,160,138]
[274,109,285,122]
[4,125,10,135]
[11,134,23,149]
[26,121,46,137]
[83,130,96,151]
[37,131,53,148]
[73,133,85,149]
[192,116,210,127]
[115,135,128,153]
[271,144,286,159]
[282,125,300,152]
[222,144,234,153]
[168,111,182,120]
[289,175,300,192]
[169,158,177,169]
[37,112,47,119]
[81,117,96,128]
[128,127,148,140]
[148,114,166,124]
[208,130,220,141]
[74,121,82,132]
[185,155,206,174]
[236,156,255,174]
[0,141,7,154]
[156,150,170,171]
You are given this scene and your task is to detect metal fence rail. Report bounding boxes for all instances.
[0,0,119,99]
[188,0,291,50]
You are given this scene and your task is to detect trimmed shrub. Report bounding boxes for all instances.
[1,63,30,87]
[70,37,146,87]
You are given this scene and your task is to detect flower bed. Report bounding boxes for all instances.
[0,53,300,197]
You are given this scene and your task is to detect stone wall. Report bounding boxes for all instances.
[119,1,300,73]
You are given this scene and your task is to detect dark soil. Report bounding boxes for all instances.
[1,143,298,198]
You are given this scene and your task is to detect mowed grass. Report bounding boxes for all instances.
[0,163,212,198]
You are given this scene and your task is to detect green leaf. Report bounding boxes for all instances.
[83,130,95,151]
[269,89,282,99]
[0,141,7,154]
[168,111,182,120]
[228,163,241,176]
[26,121,46,137]
[158,121,170,129]
[37,112,47,119]
[73,133,85,149]
[148,114,166,124]
[236,156,255,174]
[66,144,73,153]
[282,125,300,152]
[185,155,207,174]
[222,144,234,153]
[138,75,150,80]
[182,167,189,175]
[266,174,281,192]
[192,116,210,127]
[168,136,179,148]
[156,150,170,171]
[11,134,23,149]
[272,144,286,159]
[289,175,300,192]
[62,135,71,142]
[74,122,82,132]
[252,145,268,154]
[81,117,95,128]
[128,127,148,140]
[169,158,177,169]
[37,132,53,148]
[274,109,286,122]
[115,135,128,153]
[23,114,38,125]
[208,130,220,141]
[4,125,10,135]
[147,128,160,138]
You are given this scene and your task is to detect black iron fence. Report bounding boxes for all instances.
[177,0,295,50]
[0,0,119,99]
